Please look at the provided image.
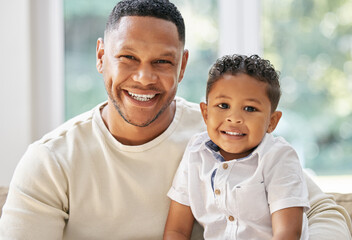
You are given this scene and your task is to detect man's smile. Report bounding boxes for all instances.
[128,91,157,102]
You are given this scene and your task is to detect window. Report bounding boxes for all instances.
[263,0,352,176]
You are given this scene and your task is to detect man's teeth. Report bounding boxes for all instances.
[128,92,156,102]
[225,131,244,136]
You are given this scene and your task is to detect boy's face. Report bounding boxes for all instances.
[200,73,282,161]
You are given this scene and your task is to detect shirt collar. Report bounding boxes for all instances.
[203,135,272,162]
[204,139,254,162]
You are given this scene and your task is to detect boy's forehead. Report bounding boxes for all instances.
[215,73,268,91]
[209,74,270,101]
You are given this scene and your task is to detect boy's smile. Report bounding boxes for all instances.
[200,73,282,161]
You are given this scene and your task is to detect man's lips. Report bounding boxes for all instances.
[123,90,160,107]
[127,91,156,102]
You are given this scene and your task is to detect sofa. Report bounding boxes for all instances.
[1,186,352,224]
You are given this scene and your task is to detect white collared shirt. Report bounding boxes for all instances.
[168,132,310,240]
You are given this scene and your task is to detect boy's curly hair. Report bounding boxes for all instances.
[207,54,281,112]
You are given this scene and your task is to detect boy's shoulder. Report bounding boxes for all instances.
[186,131,209,152]
[257,133,296,157]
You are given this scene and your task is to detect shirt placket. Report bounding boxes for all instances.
[206,140,238,239]
[216,161,238,239]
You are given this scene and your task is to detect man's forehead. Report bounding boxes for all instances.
[104,18,184,55]
[105,16,181,42]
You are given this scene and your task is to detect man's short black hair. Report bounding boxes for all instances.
[105,0,185,44]
[207,54,281,112]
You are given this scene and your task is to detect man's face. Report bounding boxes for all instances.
[200,73,281,161]
[96,16,188,127]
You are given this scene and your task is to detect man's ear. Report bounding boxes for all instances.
[178,49,189,83]
[200,102,208,124]
[96,38,105,73]
[267,111,282,133]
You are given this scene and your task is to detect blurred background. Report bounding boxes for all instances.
[1,0,351,191]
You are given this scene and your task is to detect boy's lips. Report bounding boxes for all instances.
[220,128,247,137]
[223,131,246,136]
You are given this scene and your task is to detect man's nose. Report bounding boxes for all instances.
[132,64,157,85]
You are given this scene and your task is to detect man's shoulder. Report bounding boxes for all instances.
[175,97,205,131]
[175,97,201,113]
[36,103,103,148]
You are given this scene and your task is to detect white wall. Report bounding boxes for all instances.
[0,0,64,186]
[218,0,261,56]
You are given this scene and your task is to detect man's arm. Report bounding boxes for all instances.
[0,144,68,240]
[271,207,303,240]
[305,172,352,240]
[164,200,195,240]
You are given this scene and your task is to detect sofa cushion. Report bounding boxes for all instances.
[0,187,351,221]
[329,192,352,221]
[0,187,8,217]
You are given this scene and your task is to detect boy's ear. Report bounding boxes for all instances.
[200,102,208,124]
[267,111,282,133]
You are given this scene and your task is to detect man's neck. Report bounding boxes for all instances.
[100,100,176,146]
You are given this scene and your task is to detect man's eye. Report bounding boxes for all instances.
[217,103,229,109]
[244,106,257,112]
[155,59,172,64]
[120,55,136,60]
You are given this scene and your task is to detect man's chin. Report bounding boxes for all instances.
[120,112,160,127]
[125,118,155,127]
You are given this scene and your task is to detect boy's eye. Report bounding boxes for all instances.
[217,103,229,109]
[244,106,257,112]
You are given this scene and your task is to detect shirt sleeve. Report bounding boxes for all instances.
[0,143,68,240]
[304,172,352,240]
[263,140,310,214]
[167,139,195,206]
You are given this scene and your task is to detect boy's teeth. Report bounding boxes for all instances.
[128,92,156,102]
[225,131,244,136]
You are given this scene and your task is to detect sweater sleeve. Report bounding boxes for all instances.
[304,172,352,240]
[0,143,69,240]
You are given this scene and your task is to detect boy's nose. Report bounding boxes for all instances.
[226,113,243,124]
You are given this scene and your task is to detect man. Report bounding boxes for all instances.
[0,0,351,239]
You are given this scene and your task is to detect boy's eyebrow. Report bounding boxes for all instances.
[246,98,263,105]
[215,95,231,99]
[215,95,263,105]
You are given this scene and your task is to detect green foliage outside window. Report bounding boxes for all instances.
[263,0,352,174]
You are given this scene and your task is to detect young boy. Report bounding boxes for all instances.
[164,54,310,240]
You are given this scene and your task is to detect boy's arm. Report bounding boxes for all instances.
[163,200,195,240]
[271,207,303,240]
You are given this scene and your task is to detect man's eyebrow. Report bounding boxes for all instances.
[159,50,178,58]
[114,46,177,58]
[117,46,136,52]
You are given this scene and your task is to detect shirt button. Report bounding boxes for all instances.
[214,189,221,195]
[223,163,228,169]
[228,216,235,221]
